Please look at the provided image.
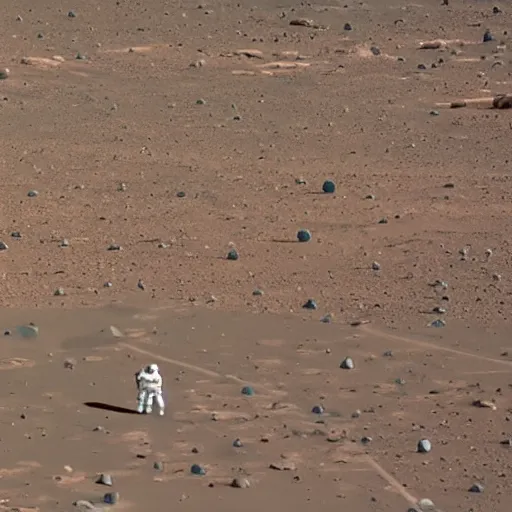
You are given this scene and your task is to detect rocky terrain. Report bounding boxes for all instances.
[1,0,512,511]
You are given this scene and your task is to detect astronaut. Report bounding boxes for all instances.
[135,363,165,416]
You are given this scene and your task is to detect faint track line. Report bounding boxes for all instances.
[361,324,512,367]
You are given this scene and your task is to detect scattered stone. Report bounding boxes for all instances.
[27,190,39,197]
[96,473,113,486]
[361,436,372,444]
[417,499,436,510]
[64,358,76,369]
[11,231,21,239]
[233,438,243,447]
[227,248,239,260]
[93,426,105,432]
[430,110,440,116]
[269,461,297,471]
[311,405,324,414]
[417,439,432,453]
[17,323,39,338]
[469,483,484,493]
[370,46,381,56]
[352,409,361,418]
[54,287,65,296]
[0,68,10,80]
[76,52,87,60]
[344,23,353,31]
[483,29,494,42]
[176,191,186,198]
[297,229,312,242]
[107,244,121,251]
[432,306,446,314]
[241,385,254,396]
[472,399,496,410]
[59,239,70,247]
[104,281,113,288]
[153,461,163,471]
[196,98,206,105]
[231,477,251,488]
[378,217,388,224]
[500,438,512,446]
[365,194,376,200]
[303,299,317,310]
[73,500,97,510]
[289,18,327,30]
[0,241,8,250]
[429,319,446,328]
[383,350,393,357]
[371,261,381,271]
[190,463,206,475]
[322,180,336,193]
[252,289,264,296]
[340,357,354,370]
[68,10,77,17]
[320,313,332,323]
[103,492,119,505]
[117,182,127,191]
[137,279,146,290]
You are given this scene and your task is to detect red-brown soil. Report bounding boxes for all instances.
[1,1,512,511]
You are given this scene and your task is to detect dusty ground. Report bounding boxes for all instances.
[1,0,512,510]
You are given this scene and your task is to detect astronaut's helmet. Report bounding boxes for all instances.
[147,363,159,374]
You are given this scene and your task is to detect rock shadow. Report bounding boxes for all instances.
[84,402,139,415]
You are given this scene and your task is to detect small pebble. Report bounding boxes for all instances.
[190,463,206,475]
[370,46,381,56]
[297,229,312,242]
[107,244,121,251]
[233,438,243,447]
[430,319,446,328]
[303,299,317,310]
[153,461,163,471]
[60,239,70,247]
[417,439,432,453]
[27,190,39,197]
[54,287,65,296]
[68,10,77,17]
[340,357,354,370]
[227,248,239,260]
[252,289,264,296]
[96,473,113,486]
[0,241,8,251]
[241,385,254,396]
[322,180,336,193]
[103,492,119,505]
[468,483,484,493]
[311,405,324,414]
[483,29,494,42]
[344,22,352,31]
[0,68,10,80]
[371,261,381,271]
[231,477,251,488]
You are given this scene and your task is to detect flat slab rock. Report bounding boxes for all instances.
[269,461,297,471]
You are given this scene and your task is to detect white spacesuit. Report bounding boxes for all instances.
[135,363,165,416]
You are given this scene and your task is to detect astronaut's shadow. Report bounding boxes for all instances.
[84,401,139,415]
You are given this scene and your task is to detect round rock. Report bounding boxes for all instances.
[297,229,311,242]
[322,180,336,193]
[190,463,206,475]
[417,439,431,453]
